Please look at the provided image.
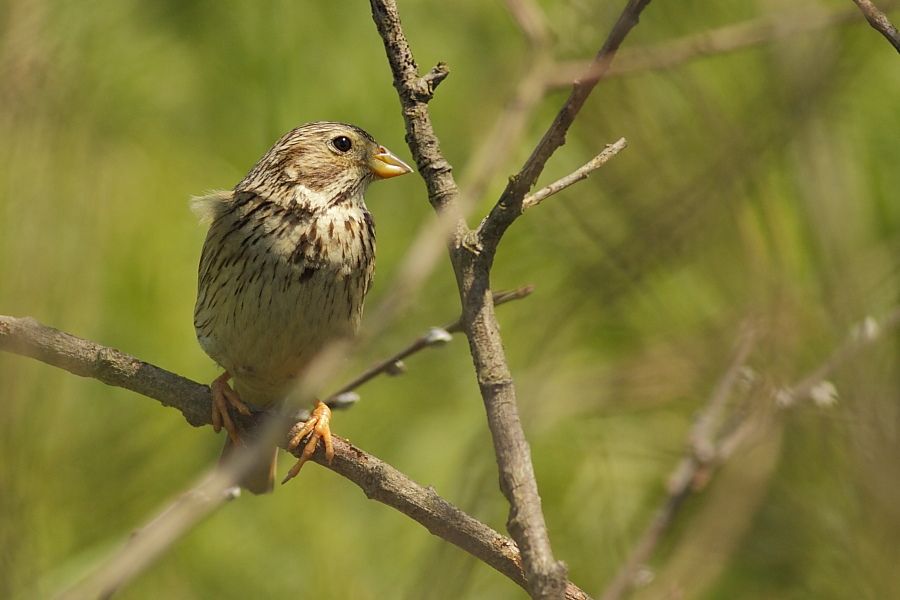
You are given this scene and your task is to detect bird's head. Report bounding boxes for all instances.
[237,121,412,209]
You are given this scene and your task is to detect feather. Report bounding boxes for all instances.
[190,190,234,225]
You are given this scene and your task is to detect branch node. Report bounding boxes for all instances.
[384,360,407,375]
[424,327,453,346]
[417,62,450,101]
[461,231,484,256]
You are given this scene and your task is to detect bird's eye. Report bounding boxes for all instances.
[332,136,352,153]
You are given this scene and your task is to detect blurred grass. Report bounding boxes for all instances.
[1,1,899,598]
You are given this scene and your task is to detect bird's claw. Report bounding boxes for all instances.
[210,371,251,444]
[282,401,334,484]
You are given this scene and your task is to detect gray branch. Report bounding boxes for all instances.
[477,0,652,252]
[368,1,646,597]
[0,314,589,600]
[852,0,900,52]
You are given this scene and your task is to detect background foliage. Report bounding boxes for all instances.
[1,1,898,598]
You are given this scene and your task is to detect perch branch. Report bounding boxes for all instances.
[0,314,590,600]
[852,0,900,52]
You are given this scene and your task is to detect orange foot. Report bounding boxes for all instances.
[282,400,334,484]
[210,371,251,444]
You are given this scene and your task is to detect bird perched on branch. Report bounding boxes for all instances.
[192,122,412,493]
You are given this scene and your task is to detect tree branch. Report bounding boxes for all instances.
[0,316,212,427]
[522,138,627,211]
[369,2,646,598]
[478,0,652,252]
[0,314,590,600]
[368,0,463,224]
[852,0,900,52]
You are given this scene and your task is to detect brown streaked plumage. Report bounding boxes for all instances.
[192,121,411,493]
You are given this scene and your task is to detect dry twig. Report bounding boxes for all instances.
[369,1,643,597]
[478,0,651,250]
[522,139,628,211]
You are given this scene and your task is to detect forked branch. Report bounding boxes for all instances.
[369,1,642,598]
[479,0,652,252]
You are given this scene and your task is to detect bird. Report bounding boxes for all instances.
[191,121,412,494]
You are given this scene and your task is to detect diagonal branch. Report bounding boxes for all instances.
[0,314,590,600]
[522,138,627,211]
[773,307,900,408]
[852,0,900,52]
[478,0,652,252]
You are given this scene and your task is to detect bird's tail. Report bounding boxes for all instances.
[220,438,278,495]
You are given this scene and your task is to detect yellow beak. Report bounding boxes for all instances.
[368,146,413,179]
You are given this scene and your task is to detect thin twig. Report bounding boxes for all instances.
[370,2,647,598]
[478,0,653,252]
[688,325,757,461]
[0,314,590,600]
[522,138,627,211]
[852,0,900,52]
[369,2,572,597]
[326,285,535,401]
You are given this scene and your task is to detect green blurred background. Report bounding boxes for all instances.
[1,1,899,598]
